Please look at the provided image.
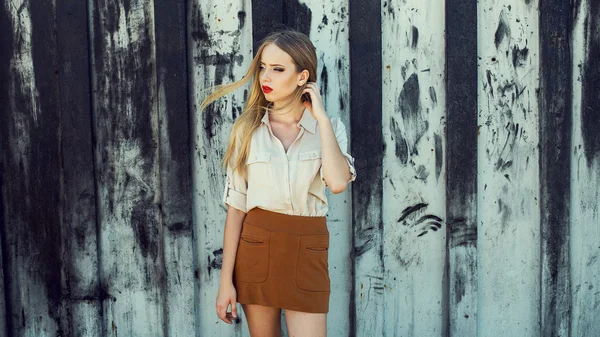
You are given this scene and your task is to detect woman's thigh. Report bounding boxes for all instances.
[241,304,282,337]
[284,309,327,337]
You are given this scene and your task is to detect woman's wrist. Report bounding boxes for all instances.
[219,272,234,286]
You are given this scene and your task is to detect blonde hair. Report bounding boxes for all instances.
[199,29,317,178]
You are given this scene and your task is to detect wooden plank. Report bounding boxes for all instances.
[0,1,64,336]
[539,0,572,336]
[446,0,478,334]
[477,1,541,335]
[56,0,102,335]
[0,5,10,335]
[381,0,447,335]
[154,0,195,336]
[0,218,6,337]
[89,0,164,335]
[348,0,384,335]
[298,1,351,335]
[190,0,253,335]
[570,0,600,335]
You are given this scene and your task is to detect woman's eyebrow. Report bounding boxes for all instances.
[260,61,286,67]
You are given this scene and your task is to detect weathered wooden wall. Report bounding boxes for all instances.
[1,0,599,336]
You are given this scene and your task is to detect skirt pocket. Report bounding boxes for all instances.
[234,223,270,283]
[295,234,330,292]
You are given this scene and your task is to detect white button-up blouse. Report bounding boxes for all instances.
[223,108,356,216]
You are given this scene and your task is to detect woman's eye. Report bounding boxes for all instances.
[274,68,284,72]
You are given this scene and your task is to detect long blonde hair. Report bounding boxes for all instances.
[199,29,317,178]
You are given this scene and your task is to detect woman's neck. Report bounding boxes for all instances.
[268,101,305,126]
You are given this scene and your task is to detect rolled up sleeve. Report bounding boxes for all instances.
[223,135,248,212]
[321,117,357,186]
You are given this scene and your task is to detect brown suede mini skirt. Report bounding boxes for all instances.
[233,207,330,313]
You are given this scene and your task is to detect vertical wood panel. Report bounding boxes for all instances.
[539,0,572,336]
[382,0,447,335]
[0,0,63,335]
[190,0,252,335]
[478,1,541,335]
[571,0,600,335]
[0,216,6,337]
[56,0,102,335]
[0,3,11,335]
[446,0,478,335]
[89,0,164,335]
[154,0,195,336]
[251,0,282,52]
[300,1,352,335]
[349,0,383,335]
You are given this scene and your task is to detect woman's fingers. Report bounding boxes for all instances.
[216,302,232,324]
[230,299,237,319]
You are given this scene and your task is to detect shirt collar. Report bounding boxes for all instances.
[261,107,317,134]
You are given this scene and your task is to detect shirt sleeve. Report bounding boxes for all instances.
[223,132,248,212]
[321,117,357,186]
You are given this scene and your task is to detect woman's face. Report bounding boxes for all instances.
[259,43,306,105]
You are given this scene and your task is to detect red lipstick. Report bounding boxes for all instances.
[262,85,273,93]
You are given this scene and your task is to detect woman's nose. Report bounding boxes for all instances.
[260,69,270,82]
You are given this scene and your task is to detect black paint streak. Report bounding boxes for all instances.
[539,0,572,335]
[494,122,518,172]
[190,6,209,42]
[320,65,328,99]
[486,70,494,97]
[398,203,428,222]
[411,25,419,49]
[494,9,511,48]
[131,201,159,260]
[446,0,478,333]
[434,133,442,180]
[317,14,328,31]
[581,0,600,164]
[283,0,312,37]
[349,0,382,334]
[397,74,428,156]
[238,11,246,29]
[207,248,223,277]
[512,46,529,68]
[389,117,408,164]
[429,86,437,106]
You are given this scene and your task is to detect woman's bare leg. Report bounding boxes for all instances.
[241,304,282,337]
[284,309,326,337]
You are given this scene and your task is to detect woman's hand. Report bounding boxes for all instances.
[216,281,238,324]
[302,82,328,122]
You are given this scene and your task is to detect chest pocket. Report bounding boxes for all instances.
[247,152,274,187]
[298,149,322,181]
[299,149,321,161]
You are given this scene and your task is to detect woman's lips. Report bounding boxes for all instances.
[262,86,273,93]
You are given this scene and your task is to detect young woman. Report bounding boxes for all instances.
[200,29,356,337]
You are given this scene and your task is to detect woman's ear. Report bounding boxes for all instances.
[298,69,310,86]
